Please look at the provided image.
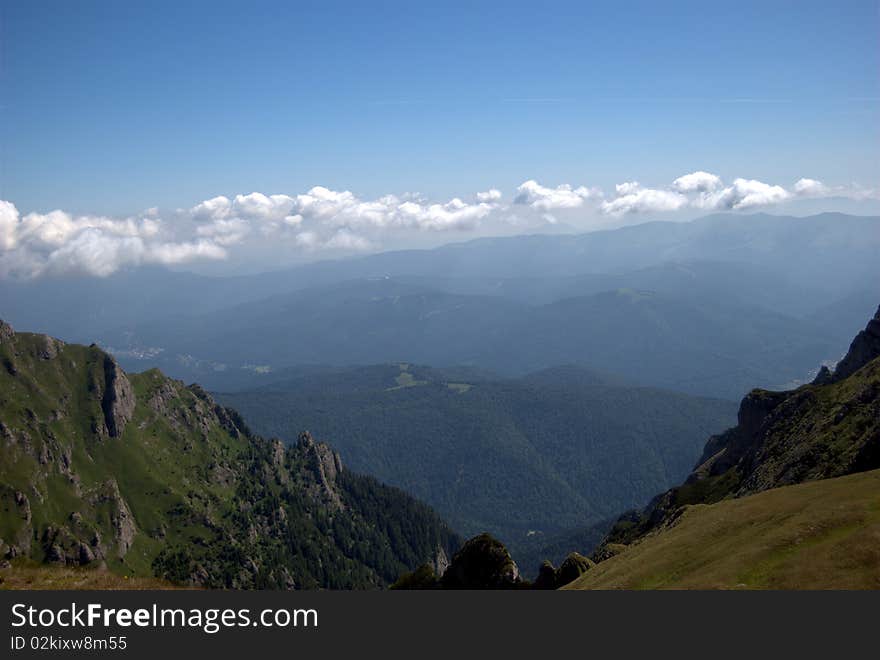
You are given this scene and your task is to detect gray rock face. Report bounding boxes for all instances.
[431,545,450,578]
[298,431,344,509]
[37,335,64,360]
[101,356,135,438]
[0,320,15,342]
[693,388,788,478]
[832,305,880,381]
[89,479,137,558]
[2,490,33,558]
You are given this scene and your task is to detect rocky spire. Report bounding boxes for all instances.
[100,355,135,438]
[297,431,344,509]
[831,304,880,382]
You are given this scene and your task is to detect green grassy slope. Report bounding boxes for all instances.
[566,468,880,590]
[0,322,458,589]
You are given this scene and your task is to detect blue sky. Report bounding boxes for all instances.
[0,0,878,276]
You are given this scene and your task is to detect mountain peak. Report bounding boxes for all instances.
[831,303,880,381]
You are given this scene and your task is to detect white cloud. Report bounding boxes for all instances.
[17,210,160,249]
[195,217,251,246]
[2,172,876,278]
[42,232,226,278]
[292,186,359,220]
[600,172,826,214]
[20,210,93,247]
[792,178,829,197]
[278,186,498,232]
[514,180,600,210]
[0,200,20,250]
[45,230,147,278]
[232,192,295,221]
[672,171,723,193]
[395,198,494,231]
[0,202,227,279]
[600,183,688,215]
[146,239,227,264]
[189,195,232,221]
[700,178,791,210]
[189,193,295,223]
[613,181,642,196]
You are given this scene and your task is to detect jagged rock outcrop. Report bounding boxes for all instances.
[0,320,13,343]
[100,356,135,438]
[831,305,880,381]
[37,335,64,360]
[298,431,344,509]
[1,489,33,559]
[88,479,137,558]
[431,545,450,578]
[689,388,789,481]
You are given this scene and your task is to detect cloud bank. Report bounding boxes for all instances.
[1,172,875,278]
[514,180,601,209]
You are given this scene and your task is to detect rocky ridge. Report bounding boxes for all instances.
[0,321,460,588]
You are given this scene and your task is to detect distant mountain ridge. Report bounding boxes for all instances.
[1,213,877,398]
[108,280,844,399]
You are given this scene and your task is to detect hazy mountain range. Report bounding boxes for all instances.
[3,212,875,400]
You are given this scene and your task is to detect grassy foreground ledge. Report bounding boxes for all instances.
[565,468,880,590]
[0,562,181,590]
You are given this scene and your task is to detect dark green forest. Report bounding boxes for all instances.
[218,363,736,565]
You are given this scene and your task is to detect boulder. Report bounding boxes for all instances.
[440,533,521,589]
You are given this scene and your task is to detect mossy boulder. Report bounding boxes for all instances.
[440,533,521,589]
[555,552,595,587]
